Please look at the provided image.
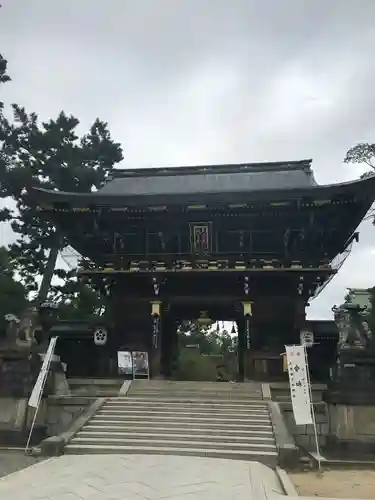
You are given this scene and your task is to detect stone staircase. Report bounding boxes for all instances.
[65,380,277,466]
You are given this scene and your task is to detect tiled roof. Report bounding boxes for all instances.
[98,159,316,196]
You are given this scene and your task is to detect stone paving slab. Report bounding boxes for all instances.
[0,450,45,479]
[0,454,285,500]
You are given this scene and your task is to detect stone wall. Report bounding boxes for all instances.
[0,397,48,446]
[42,396,94,436]
[327,404,375,454]
[0,395,94,446]
[282,402,329,450]
[0,398,29,431]
[270,383,326,403]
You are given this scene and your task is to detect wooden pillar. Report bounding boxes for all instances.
[237,317,245,382]
[150,300,162,379]
[294,299,307,344]
[160,314,177,379]
[241,301,253,380]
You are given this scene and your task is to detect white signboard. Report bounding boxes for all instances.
[28,337,58,408]
[132,351,149,379]
[285,345,313,425]
[117,351,133,376]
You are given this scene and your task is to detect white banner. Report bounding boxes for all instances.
[28,337,58,408]
[285,345,313,425]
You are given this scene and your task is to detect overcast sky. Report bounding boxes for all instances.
[1,0,375,319]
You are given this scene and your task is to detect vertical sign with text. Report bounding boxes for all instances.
[28,337,58,408]
[285,345,313,425]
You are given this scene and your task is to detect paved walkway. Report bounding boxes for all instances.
[0,450,45,479]
[0,454,285,500]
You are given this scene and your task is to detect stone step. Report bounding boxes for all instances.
[105,400,269,411]
[91,421,272,432]
[71,435,275,451]
[78,430,275,443]
[84,423,274,436]
[70,391,121,397]
[89,418,273,431]
[129,384,261,391]
[129,389,262,395]
[129,390,262,398]
[127,397,263,403]
[108,396,267,405]
[129,394,263,401]
[95,412,271,424]
[64,443,278,467]
[130,381,260,389]
[123,396,265,404]
[99,406,270,417]
[100,404,269,418]
[68,378,122,385]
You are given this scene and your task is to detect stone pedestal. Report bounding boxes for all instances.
[324,349,375,456]
[0,348,43,445]
[0,348,39,397]
[0,347,70,446]
[327,404,375,455]
[325,349,375,405]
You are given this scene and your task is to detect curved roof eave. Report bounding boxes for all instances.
[28,175,375,207]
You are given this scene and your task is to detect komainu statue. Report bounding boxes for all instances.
[326,301,375,405]
[3,313,20,345]
[3,307,38,349]
[332,303,373,351]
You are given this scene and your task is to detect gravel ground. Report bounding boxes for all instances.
[290,469,375,499]
[0,450,45,479]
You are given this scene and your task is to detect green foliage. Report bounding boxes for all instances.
[0,55,11,85]
[0,246,28,335]
[345,143,375,171]
[176,348,218,381]
[176,324,237,380]
[0,54,11,225]
[179,323,236,356]
[1,107,123,294]
[55,278,105,321]
[345,143,375,225]
[366,287,375,335]
[0,54,11,110]
[0,52,123,306]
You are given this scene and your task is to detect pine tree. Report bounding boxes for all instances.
[0,246,28,335]
[0,53,124,302]
[0,53,12,223]
[344,143,375,223]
